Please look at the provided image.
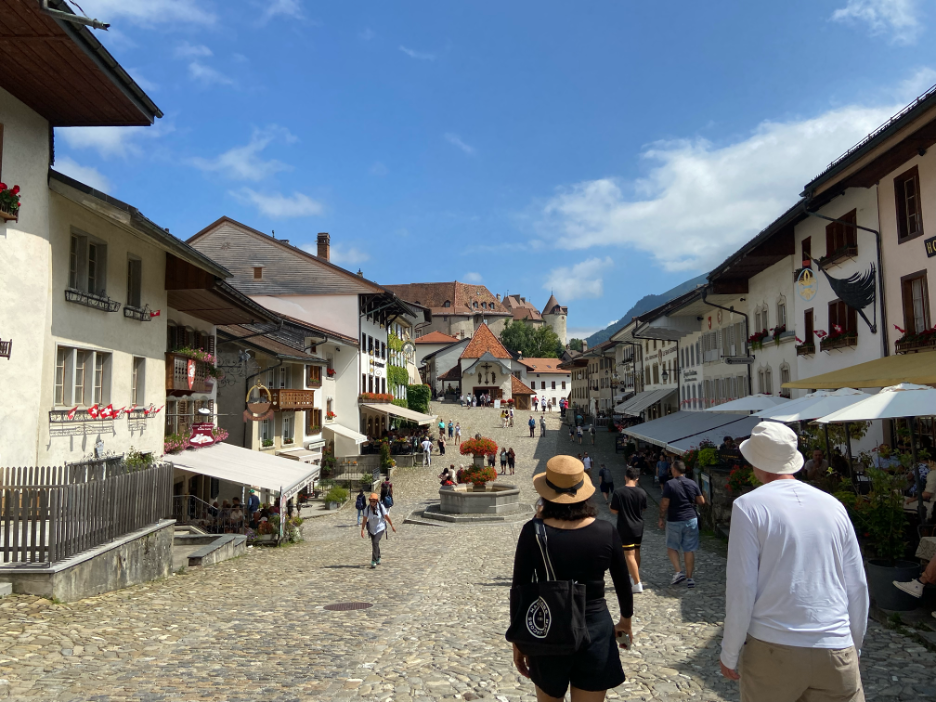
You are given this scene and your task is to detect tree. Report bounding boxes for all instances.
[499,320,562,358]
[568,338,584,352]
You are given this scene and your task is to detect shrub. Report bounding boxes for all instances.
[325,486,349,504]
[407,384,432,414]
[459,465,498,486]
[460,437,498,456]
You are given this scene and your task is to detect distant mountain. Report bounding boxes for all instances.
[583,273,708,348]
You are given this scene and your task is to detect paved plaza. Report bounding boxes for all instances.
[1,401,935,702]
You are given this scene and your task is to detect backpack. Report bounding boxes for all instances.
[355,494,366,510]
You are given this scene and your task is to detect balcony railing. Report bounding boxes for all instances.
[795,343,815,356]
[65,288,120,313]
[819,245,858,268]
[895,335,936,355]
[270,388,316,411]
[820,334,858,352]
[166,352,211,394]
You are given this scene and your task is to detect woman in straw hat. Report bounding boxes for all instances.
[511,455,633,701]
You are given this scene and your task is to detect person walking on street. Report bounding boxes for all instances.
[539,415,547,436]
[590,425,596,445]
[656,453,671,487]
[379,478,394,509]
[448,420,454,439]
[576,425,584,444]
[355,489,366,525]
[507,447,516,475]
[597,464,614,503]
[361,493,396,568]
[455,422,462,442]
[719,422,868,702]
[500,448,508,475]
[528,415,536,438]
[509,408,515,427]
[659,459,704,588]
[421,436,433,466]
[582,452,593,474]
[569,424,575,442]
[438,433,446,456]
[439,419,446,435]
[610,467,648,593]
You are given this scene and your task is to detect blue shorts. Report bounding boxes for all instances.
[665,518,699,552]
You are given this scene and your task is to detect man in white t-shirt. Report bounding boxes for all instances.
[360,493,396,568]
[420,437,433,466]
[582,452,593,473]
[719,422,867,701]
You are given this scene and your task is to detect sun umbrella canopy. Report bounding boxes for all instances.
[754,388,868,422]
[814,383,936,423]
[705,394,791,413]
[782,351,936,389]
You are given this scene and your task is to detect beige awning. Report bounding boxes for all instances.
[323,423,368,444]
[362,403,436,426]
[783,351,936,390]
[276,448,321,464]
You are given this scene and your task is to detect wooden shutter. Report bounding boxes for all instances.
[804,309,814,340]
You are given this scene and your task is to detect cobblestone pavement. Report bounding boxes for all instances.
[1,401,934,701]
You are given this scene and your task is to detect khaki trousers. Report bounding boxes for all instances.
[740,635,864,702]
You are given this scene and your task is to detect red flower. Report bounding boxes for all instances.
[0,183,6,191]
[11,185,19,195]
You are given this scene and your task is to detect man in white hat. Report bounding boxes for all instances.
[719,421,868,702]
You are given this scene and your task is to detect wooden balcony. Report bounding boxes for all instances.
[270,388,316,411]
[820,335,858,352]
[166,352,211,394]
[795,344,815,357]
[895,336,936,355]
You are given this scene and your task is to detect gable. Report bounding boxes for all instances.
[460,323,511,359]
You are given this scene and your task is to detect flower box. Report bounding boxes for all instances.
[0,183,21,223]
[820,332,858,352]
[358,392,394,403]
[326,368,336,377]
[795,343,815,356]
[819,245,858,268]
[0,208,17,222]
[894,329,936,354]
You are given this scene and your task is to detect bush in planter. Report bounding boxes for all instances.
[459,465,498,486]
[262,438,274,448]
[725,464,759,494]
[325,486,349,505]
[379,441,394,476]
[459,437,498,456]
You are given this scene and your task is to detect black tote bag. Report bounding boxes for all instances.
[505,520,590,657]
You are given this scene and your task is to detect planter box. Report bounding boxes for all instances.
[326,501,340,511]
[895,337,936,354]
[796,344,815,356]
[820,335,858,352]
[0,207,18,223]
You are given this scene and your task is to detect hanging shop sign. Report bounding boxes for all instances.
[244,383,274,422]
[796,268,818,302]
[926,235,936,258]
[189,422,216,447]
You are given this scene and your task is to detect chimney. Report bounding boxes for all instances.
[317,233,330,261]
[496,293,501,302]
[582,341,588,352]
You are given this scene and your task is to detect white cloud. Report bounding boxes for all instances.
[75,0,216,26]
[188,126,296,180]
[330,244,370,265]
[444,133,476,155]
[261,0,305,22]
[542,258,613,302]
[370,162,389,176]
[537,103,900,272]
[898,67,936,99]
[232,189,324,219]
[568,326,603,340]
[129,69,159,93]
[463,272,483,283]
[360,28,376,41]
[831,0,921,43]
[399,45,435,61]
[54,157,112,193]
[188,62,235,86]
[174,42,213,59]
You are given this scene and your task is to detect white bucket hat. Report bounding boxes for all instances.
[740,421,804,475]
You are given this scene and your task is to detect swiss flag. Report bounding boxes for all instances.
[832,324,843,333]
[115,406,127,418]
[87,403,100,419]
[154,405,164,414]
[149,310,161,318]
[795,336,803,343]
[67,406,79,420]
[894,324,906,334]
[814,330,828,339]
[99,404,115,419]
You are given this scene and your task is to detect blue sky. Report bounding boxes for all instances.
[59,0,935,339]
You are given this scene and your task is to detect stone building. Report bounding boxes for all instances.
[384,282,511,339]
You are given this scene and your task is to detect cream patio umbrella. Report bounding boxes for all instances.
[815,383,936,522]
[704,394,791,414]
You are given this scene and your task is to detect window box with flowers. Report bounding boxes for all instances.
[326,368,336,378]
[0,183,21,222]
[325,411,337,422]
[261,438,274,449]
[770,324,792,345]
[894,327,936,354]
[358,392,394,403]
[820,330,858,352]
[748,329,769,351]
[795,343,815,356]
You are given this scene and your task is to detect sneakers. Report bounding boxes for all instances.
[370,561,376,569]
[670,572,687,586]
[686,578,696,589]
[629,575,635,586]
[376,559,381,566]
[632,582,644,594]
[894,578,924,598]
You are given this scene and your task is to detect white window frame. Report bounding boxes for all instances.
[283,413,294,442]
[68,231,108,296]
[53,345,111,407]
[131,356,146,406]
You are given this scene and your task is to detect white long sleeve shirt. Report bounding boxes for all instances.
[720,479,868,670]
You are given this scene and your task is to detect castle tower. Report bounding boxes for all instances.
[541,293,568,345]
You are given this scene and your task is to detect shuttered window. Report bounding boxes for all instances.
[902,272,930,334]
[895,167,924,242]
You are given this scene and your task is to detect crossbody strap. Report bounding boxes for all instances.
[533,519,557,582]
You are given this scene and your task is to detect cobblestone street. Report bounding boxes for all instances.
[1,401,935,701]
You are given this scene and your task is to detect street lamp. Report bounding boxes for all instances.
[661,367,669,384]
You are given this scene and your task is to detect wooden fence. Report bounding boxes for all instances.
[0,462,173,565]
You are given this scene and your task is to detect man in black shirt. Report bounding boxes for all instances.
[659,460,705,588]
[609,467,648,594]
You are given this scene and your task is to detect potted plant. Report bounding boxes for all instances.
[325,485,349,510]
[835,468,917,610]
[459,465,498,489]
[262,438,274,448]
[283,437,294,445]
[0,183,21,221]
[379,441,394,478]
[771,324,786,345]
[725,464,759,495]
[326,367,336,377]
[326,411,337,421]
[460,436,498,468]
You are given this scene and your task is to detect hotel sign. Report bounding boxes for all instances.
[925,235,936,258]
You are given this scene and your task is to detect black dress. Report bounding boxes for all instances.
[511,519,632,698]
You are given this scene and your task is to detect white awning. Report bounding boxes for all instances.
[622,411,742,449]
[615,389,655,413]
[276,447,321,466]
[362,403,436,426]
[323,423,368,444]
[665,416,762,455]
[621,388,676,416]
[169,441,319,500]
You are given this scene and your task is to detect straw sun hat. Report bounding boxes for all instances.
[533,455,596,504]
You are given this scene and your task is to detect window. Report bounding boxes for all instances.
[260,418,273,442]
[653,365,659,384]
[53,346,110,406]
[306,408,322,434]
[825,209,857,257]
[307,364,322,386]
[131,357,145,405]
[283,413,294,442]
[779,364,791,398]
[253,266,263,280]
[828,299,857,334]
[561,381,566,390]
[777,297,786,329]
[278,366,288,389]
[895,167,924,242]
[804,308,814,343]
[801,236,811,264]
[127,257,142,308]
[901,271,930,334]
[764,366,773,395]
[68,233,108,295]
[551,381,556,390]
[473,302,478,309]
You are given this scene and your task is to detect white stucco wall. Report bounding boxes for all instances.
[0,89,53,467]
[522,372,569,408]
[746,255,800,398]
[249,294,359,339]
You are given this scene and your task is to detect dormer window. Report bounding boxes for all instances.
[443,301,451,308]
[473,302,478,309]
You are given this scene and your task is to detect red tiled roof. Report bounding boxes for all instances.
[460,323,512,360]
[511,375,535,395]
[437,366,462,381]
[542,293,566,315]
[384,282,510,317]
[502,294,544,322]
[520,358,570,374]
[415,331,460,344]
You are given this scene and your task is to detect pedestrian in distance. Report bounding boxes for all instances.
[421,436,433,466]
[500,448,508,475]
[379,478,394,509]
[597,464,613,504]
[507,447,516,475]
[455,422,462,442]
[438,433,446,456]
[509,408,515,427]
[719,422,868,702]
[576,425,584,444]
[509,455,633,701]
[590,425,596,445]
[540,415,547,436]
[448,420,454,439]
[582,452,592,474]
[655,453,671,487]
[528,415,536,438]
[355,488,366,526]
[610,467,647,594]
[569,424,575,442]
[659,459,704,588]
[438,419,446,435]
[361,493,396,569]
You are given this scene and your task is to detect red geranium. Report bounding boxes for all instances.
[459,437,498,456]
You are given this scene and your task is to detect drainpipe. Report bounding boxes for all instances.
[800,200,888,358]
[700,287,753,400]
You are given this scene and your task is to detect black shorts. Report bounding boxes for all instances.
[528,606,626,698]
[621,539,642,550]
[600,482,614,493]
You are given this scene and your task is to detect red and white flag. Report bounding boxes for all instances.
[814,330,828,339]
[154,405,164,414]
[149,310,161,318]
[115,406,127,418]
[100,404,115,419]
[88,403,100,419]
[67,406,79,420]
[894,324,906,334]
[832,324,842,333]
[795,336,803,343]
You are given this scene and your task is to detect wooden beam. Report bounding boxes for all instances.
[710,279,748,295]
[165,253,216,291]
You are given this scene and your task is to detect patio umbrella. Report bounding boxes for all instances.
[815,383,936,522]
[754,388,867,422]
[705,394,791,413]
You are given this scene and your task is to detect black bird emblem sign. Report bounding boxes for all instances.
[815,260,877,333]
